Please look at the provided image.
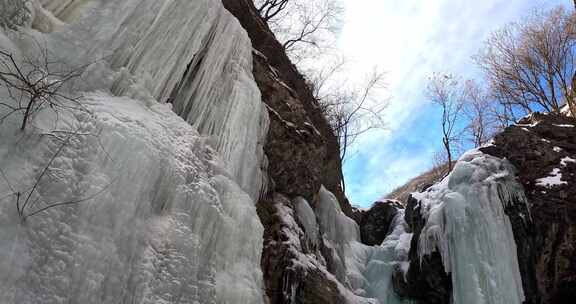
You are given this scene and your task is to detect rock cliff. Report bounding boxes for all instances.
[385,112,576,304]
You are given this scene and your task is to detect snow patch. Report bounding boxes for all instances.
[536,157,575,188]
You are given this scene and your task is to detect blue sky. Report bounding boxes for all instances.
[338,0,572,208]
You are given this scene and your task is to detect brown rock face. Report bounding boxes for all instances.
[219,1,354,303]
[257,194,349,304]
[221,0,348,212]
[481,113,576,304]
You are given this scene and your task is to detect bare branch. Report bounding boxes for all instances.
[255,0,343,62]
[476,6,576,117]
[0,39,94,131]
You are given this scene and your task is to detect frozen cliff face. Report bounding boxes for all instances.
[0,0,33,29]
[28,0,268,199]
[481,113,576,304]
[411,150,526,304]
[0,0,267,303]
[0,93,265,304]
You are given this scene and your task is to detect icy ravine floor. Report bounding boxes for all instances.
[0,0,267,303]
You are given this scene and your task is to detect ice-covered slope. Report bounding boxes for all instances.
[0,0,267,303]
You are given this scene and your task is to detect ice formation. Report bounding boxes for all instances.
[413,150,526,304]
[0,0,267,303]
[28,0,268,199]
[315,186,412,304]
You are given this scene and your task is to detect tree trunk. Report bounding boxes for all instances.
[20,95,37,130]
[569,73,576,118]
[443,138,453,172]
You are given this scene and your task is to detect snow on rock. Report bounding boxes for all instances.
[560,104,572,117]
[561,156,576,166]
[414,150,526,304]
[536,156,576,188]
[536,168,566,187]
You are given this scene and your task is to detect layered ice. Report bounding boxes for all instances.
[414,150,526,304]
[0,0,267,303]
[22,0,268,199]
[0,93,265,304]
[315,186,412,304]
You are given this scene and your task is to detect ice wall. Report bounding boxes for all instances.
[0,91,266,303]
[0,0,268,303]
[414,150,526,304]
[35,0,268,199]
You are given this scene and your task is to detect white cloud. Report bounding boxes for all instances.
[339,0,572,207]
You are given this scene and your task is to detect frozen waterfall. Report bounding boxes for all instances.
[314,187,412,304]
[414,150,527,304]
[28,0,268,199]
[312,149,527,304]
[0,0,267,303]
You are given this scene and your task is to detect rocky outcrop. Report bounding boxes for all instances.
[252,51,326,200]
[257,194,349,304]
[481,113,576,304]
[392,195,451,304]
[357,200,403,246]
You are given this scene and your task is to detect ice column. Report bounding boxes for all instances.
[415,150,526,304]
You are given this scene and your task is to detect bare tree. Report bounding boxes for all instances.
[316,69,387,163]
[0,45,89,130]
[256,0,290,21]
[427,73,465,172]
[254,0,343,63]
[462,80,501,147]
[430,150,450,180]
[476,6,576,117]
[306,56,347,102]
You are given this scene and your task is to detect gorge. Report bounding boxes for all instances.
[0,1,575,303]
